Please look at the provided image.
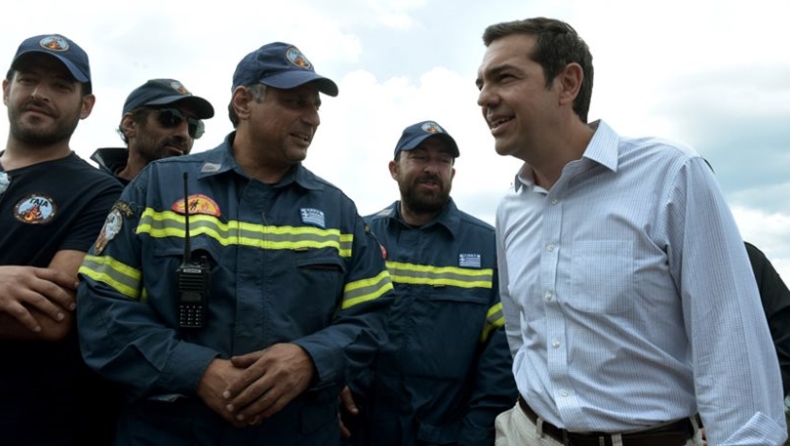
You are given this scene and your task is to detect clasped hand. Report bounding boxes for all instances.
[197,343,315,427]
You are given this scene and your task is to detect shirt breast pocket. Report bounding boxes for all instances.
[568,239,634,314]
[294,254,347,298]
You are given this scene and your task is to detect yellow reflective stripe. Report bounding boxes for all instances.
[481,302,505,342]
[385,261,493,289]
[79,254,142,300]
[136,209,352,257]
[342,270,393,310]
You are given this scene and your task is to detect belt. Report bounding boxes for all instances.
[517,396,694,446]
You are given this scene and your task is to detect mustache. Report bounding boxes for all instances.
[161,136,189,152]
[24,99,56,117]
[417,173,442,185]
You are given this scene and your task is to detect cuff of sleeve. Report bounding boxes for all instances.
[160,342,220,395]
[293,338,340,390]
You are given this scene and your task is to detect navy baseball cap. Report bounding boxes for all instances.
[10,34,90,83]
[123,78,214,118]
[394,121,460,159]
[231,42,338,97]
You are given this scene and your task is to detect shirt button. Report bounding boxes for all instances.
[560,390,569,397]
[545,291,553,302]
[550,197,558,205]
[552,340,560,349]
[547,243,555,251]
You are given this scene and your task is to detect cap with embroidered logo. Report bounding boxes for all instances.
[10,34,90,84]
[231,42,338,97]
[393,121,460,159]
[123,79,214,119]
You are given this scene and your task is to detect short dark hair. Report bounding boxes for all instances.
[482,17,593,123]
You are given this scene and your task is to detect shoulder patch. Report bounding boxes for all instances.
[172,194,221,217]
[0,172,10,194]
[14,193,57,224]
[94,208,123,255]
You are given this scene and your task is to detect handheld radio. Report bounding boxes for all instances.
[177,172,210,328]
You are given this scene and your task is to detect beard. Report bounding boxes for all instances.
[135,133,190,165]
[8,100,80,147]
[399,174,451,215]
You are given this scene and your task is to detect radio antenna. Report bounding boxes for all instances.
[183,172,192,264]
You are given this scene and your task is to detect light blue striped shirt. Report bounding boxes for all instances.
[495,120,787,445]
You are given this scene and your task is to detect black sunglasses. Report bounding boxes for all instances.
[154,108,205,139]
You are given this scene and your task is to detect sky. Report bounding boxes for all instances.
[1,0,789,280]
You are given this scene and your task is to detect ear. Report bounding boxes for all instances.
[79,94,96,119]
[450,167,456,181]
[388,159,399,180]
[2,78,10,105]
[120,113,137,139]
[231,86,254,121]
[557,62,583,107]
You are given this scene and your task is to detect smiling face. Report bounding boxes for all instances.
[3,53,93,148]
[124,105,199,164]
[390,137,455,224]
[247,83,321,169]
[476,33,561,161]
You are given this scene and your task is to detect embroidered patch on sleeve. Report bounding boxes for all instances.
[94,208,123,255]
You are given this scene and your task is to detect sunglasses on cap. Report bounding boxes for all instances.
[153,108,205,139]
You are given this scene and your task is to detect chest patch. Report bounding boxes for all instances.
[14,193,57,224]
[171,194,221,217]
[300,208,325,228]
[459,253,481,268]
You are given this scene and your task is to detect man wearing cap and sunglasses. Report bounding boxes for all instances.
[76,41,394,445]
[0,34,123,445]
[91,78,214,185]
[340,120,517,445]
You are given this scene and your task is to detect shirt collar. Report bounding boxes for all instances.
[512,120,620,193]
[385,198,461,237]
[197,132,323,191]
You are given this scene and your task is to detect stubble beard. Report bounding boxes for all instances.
[8,105,80,147]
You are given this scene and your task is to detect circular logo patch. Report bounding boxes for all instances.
[286,47,311,69]
[14,193,57,224]
[39,35,70,52]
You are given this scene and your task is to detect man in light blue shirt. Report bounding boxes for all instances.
[475,17,787,446]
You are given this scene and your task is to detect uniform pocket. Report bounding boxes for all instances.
[568,240,634,314]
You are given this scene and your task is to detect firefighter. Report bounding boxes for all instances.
[342,121,516,445]
[75,41,394,446]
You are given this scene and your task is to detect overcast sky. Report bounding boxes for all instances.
[2,0,789,280]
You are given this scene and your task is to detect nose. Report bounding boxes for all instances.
[30,85,50,102]
[302,105,320,128]
[477,83,496,108]
[173,119,191,140]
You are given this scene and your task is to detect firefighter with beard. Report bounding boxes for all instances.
[341,121,516,446]
[91,78,214,185]
[0,33,123,445]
